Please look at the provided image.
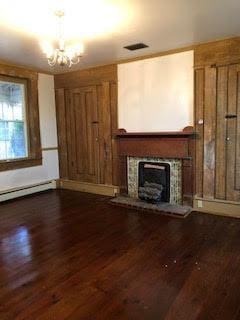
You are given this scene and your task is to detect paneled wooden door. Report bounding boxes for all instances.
[66,86,99,183]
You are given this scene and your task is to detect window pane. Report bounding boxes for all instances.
[0,121,6,140]
[0,79,28,160]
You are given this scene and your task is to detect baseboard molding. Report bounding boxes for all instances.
[193,197,240,218]
[0,180,57,202]
[59,179,119,197]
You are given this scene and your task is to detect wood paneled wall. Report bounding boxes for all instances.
[54,65,118,186]
[54,37,240,206]
[195,38,240,203]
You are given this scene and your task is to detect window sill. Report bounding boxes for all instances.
[0,157,42,172]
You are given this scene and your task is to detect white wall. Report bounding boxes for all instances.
[0,73,59,191]
[118,50,194,132]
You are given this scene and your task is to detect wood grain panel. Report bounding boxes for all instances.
[66,89,77,180]
[226,65,240,201]
[55,89,69,178]
[69,86,99,183]
[194,39,240,204]
[118,138,190,158]
[74,91,86,175]
[98,82,113,185]
[195,37,240,68]
[215,66,228,199]
[110,82,119,186]
[86,89,98,177]
[54,64,117,188]
[236,72,240,190]
[194,69,204,197]
[54,64,117,89]
[203,67,216,198]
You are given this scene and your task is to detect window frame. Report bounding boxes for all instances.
[0,66,42,172]
[0,76,29,161]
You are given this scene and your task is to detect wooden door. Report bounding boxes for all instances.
[66,86,99,183]
[226,65,240,201]
[195,64,240,202]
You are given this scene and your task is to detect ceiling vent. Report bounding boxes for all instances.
[124,43,149,51]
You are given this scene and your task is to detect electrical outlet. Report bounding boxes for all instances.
[198,200,203,208]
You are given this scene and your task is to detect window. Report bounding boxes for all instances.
[0,78,28,160]
[0,68,42,172]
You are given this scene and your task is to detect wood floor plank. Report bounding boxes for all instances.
[0,190,240,319]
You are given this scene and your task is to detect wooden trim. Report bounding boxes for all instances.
[0,66,42,172]
[195,196,240,205]
[52,46,194,77]
[54,64,117,89]
[117,45,195,65]
[0,158,42,172]
[193,197,240,218]
[194,37,240,68]
[0,58,54,75]
[53,36,240,77]
[203,67,216,198]
[55,179,61,189]
[58,179,119,197]
[118,37,240,69]
[41,147,58,151]
[115,129,195,138]
[55,88,69,179]
[115,127,195,159]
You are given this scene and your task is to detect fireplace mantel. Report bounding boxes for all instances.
[115,126,195,206]
[115,126,195,138]
[115,127,195,160]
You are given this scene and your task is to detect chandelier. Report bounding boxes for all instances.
[41,10,84,67]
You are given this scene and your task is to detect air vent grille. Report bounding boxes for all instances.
[124,43,149,51]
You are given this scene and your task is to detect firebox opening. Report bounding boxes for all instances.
[138,162,170,203]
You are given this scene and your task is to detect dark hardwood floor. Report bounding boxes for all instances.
[0,190,240,319]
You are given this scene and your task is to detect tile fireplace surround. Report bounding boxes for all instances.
[115,127,195,206]
[127,157,182,204]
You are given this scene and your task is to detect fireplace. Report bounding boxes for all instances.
[115,127,195,206]
[138,162,170,203]
[128,157,182,204]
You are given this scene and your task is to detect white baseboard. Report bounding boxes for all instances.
[0,180,57,202]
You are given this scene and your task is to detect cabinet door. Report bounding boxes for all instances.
[67,86,99,183]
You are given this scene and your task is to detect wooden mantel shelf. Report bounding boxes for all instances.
[115,126,195,138]
[115,126,194,159]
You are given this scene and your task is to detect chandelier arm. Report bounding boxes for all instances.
[69,56,80,67]
[47,50,58,66]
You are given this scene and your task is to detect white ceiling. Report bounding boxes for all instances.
[0,0,240,73]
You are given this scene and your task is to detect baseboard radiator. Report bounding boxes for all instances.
[0,180,57,202]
